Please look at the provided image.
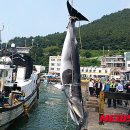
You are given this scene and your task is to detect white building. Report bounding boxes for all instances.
[34,65,45,73]
[48,56,111,78]
[101,55,125,68]
[124,52,130,71]
[16,47,31,54]
[80,66,111,79]
[101,55,125,79]
[48,56,61,75]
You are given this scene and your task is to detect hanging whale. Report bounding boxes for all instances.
[60,0,89,129]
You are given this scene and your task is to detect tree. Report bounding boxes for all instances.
[84,51,92,58]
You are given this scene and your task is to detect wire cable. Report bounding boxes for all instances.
[78,21,82,49]
[65,106,69,129]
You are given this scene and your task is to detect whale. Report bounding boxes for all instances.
[60,1,89,129]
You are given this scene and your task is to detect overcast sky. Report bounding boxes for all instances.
[0,0,130,42]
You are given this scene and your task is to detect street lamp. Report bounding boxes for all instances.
[11,43,15,48]
[11,43,16,64]
[0,25,4,51]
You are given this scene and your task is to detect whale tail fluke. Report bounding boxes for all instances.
[67,0,89,21]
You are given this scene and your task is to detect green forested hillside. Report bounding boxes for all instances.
[80,8,130,50]
[4,8,130,68]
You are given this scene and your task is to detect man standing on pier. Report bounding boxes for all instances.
[108,78,117,108]
[95,79,102,98]
[88,78,94,96]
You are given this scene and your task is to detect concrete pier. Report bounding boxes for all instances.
[81,85,130,130]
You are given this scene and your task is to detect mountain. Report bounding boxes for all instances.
[80,8,130,50]
[8,8,130,50]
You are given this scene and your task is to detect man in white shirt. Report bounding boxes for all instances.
[88,79,94,96]
[116,80,123,105]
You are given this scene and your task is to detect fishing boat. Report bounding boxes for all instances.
[40,74,60,84]
[0,52,40,130]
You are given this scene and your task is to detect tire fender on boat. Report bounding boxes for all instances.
[23,104,29,118]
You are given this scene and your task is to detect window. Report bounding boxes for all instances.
[105,70,107,73]
[0,70,8,77]
[57,68,60,71]
[57,59,61,61]
[128,64,130,67]
[51,63,55,66]
[51,59,55,61]
[51,68,54,70]
[85,69,88,72]
[89,70,92,72]
[99,70,101,73]
[93,70,96,72]
[0,70,3,77]
[57,63,60,66]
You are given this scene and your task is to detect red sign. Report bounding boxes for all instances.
[99,114,130,123]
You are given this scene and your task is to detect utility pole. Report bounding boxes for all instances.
[25,39,27,47]
[0,25,4,51]
[103,46,104,56]
[31,39,34,47]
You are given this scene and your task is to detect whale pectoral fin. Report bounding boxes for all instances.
[67,1,89,21]
[62,69,72,84]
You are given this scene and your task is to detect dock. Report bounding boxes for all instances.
[81,85,130,130]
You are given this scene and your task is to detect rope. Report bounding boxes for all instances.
[78,21,82,49]
[65,109,69,130]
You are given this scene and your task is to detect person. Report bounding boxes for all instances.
[125,80,130,125]
[103,79,110,92]
[0,91,4,107]
[108,78,117,108]
[124,80,130,107]
[103,80,110,103]
[116,80,123,105]
[2,90,8,104]
[125,80,130,93]
[88,78,94,96]
[95,79,102,98]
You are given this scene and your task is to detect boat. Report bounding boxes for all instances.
[40,74,60,83]
[0,52,40,129]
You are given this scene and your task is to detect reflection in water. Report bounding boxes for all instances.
[7,83,75,130]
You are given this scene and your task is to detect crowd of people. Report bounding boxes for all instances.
[88,78,130,108]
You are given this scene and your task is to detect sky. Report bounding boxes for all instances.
[0,0,130,43]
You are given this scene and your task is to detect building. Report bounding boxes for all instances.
[48,56,61,75]
[80,66,111,79]
[49,55,128,80]
[124,52,130,71]
[101,55,125,68]
[16,47,31,54]
[33,65,45,73]
[101,55,125,79]
[48,56,111,78]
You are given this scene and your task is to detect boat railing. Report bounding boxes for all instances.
[0,89,25,108]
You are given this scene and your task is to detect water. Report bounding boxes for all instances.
[7,83,75,130]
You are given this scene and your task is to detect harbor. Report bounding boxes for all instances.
[0,0,130,130]
[5,82,130,130]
